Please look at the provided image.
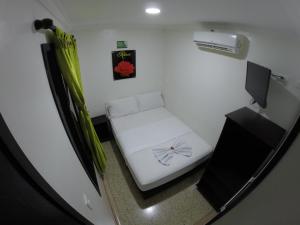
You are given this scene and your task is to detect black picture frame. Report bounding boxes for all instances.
[112,50,136,80]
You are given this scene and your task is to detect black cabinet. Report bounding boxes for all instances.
[92,115,113,142]
[197,107,285,211]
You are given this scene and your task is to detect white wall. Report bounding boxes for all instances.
[213,130,300,225]
[74,27,164,117]
[0,1,114,224]
[163,25,300,145]
[75,24,300,146]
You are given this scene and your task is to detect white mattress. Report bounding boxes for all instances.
[109,107,213,191]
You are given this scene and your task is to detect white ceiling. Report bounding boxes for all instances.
[53,0,300,34]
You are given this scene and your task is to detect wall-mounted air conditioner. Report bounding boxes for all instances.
[193,31,241,54]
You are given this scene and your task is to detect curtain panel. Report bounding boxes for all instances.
[52,28,106,174]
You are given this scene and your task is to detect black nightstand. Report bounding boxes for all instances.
[92,115,113,142]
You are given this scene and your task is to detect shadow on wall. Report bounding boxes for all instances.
[197,34,250,60]
[263,79,300,130]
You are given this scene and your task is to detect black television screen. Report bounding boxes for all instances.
[245,61,271,108]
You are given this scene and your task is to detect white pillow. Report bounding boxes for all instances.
[106,97,139,118]
[136,91,165,111]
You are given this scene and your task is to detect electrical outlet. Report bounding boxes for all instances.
[295,80,300,89]
[83,193,93,210]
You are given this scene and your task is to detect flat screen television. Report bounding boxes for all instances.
[245,61,271,108]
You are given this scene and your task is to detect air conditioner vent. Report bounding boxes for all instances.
[193,32,241,54]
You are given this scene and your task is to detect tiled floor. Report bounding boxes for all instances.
[102,140,217,225]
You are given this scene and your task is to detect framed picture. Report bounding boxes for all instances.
[112,50,136,80]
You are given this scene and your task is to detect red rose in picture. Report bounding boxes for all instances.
[114,61,135,77]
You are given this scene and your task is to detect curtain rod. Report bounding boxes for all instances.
[34,18,56,31]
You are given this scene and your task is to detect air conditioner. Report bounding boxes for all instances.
[193,31,241,54]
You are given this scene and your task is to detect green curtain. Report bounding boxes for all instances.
[52,27,106,174]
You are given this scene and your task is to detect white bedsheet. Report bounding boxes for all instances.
[127,132,211,190]
[115,116,191,156]
[110,107,171,132]
[109,107,213,191]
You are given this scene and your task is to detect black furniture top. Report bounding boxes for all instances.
[92,115,113,142]
[92,115,107,125]
[226,107,285,148]
[198,107,285,211]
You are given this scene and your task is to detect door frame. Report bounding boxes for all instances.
[0,113,94,225]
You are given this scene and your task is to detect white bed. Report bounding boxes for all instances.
[106,92,213,191]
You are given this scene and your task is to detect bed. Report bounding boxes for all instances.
[106,92,213,191]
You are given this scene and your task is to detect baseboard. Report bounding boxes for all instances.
[102,176,122,225]
[194,210,217,225]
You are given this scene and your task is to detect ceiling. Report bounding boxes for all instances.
[53,0,300,34]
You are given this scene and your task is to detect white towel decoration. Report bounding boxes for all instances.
[152,140,192,166]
